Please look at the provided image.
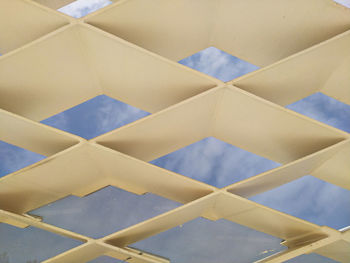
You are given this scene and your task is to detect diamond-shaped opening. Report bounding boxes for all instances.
[130,218,285,263]
[0,141,45,178]
[58,0,113,18]
[333,0,350,8]
[150,137,280,188]
[286,253,339,263]
[0,223,82,263]
[30,186,180,239]
[88,256,124,263]
[250,175,350,229]
[287,92,350,133]
[41,95,149,140]
[179,47,259,82]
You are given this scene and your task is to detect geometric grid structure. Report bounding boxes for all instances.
[1,0,350,262]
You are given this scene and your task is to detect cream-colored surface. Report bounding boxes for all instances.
[0,142,214,215]
[0,0,349,262]
[0,0,70,54]
[0,23,219,121]
[314,239,350,262]
[0,109,81,156]
[94,86,349,164]
[226,139,350,197]
[33,0,76,9]
[85,0,350,66]
[231,30,350,106]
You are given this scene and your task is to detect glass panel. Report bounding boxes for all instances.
[286,253,339,263]
[179,47,259,82]
[250,175,350,229]
[88,256,124,263]
[0,223,82,263]
[30,186,180,239]
[58,0,113,18]
[287,92,350,133]
[42,95,149,139]
[151,137,280,188]
[131,218,285,263]
[0,141,45,178]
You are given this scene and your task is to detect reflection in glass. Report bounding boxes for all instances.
[250,175,350,229]
[131,218,285,263]
[0,224,82,263]
[88,256,123,263]
[30,186,180,239]
[151,137,280,188]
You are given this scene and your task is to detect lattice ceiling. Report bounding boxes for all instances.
[0,0,350,262]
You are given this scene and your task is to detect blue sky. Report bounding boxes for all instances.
[335,0,350,7]
[58,0,113,18]
[1,1,350,262]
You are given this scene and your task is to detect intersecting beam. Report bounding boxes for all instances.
[314,237,350,262]
[255,227,350,263]
[231,29,350,105]
[103,192,220,247]
[0,209,169,263]
[0,23,219,121]
[1,1,349,262]
[41,241,169,263]
[103,191,329,249]
[3,190,345,263]
[0,209,88,242]
[212,192,327,242]
[255,236,338,263]
[0,109,81,156]
[226,139,350,197]
[84,0,350,66]
[93,87,222,162]
[213,86,349,164]
[94,86,349,165]
[0,142,215,215]
[33,0,119,10]
[311,141,350,189]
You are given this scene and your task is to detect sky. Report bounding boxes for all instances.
[1,0,350,263]
[335,0,350,7]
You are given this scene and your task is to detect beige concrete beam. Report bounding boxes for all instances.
[0,0,70,54]
[85,0,350,66]
[231,30,350,106]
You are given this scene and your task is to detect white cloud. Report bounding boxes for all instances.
[287,92,350,133]
[0,224,81,263]
[0,141,45,177]
[250,175,350,230]
[179,47,259,82]
[2,5,349,261]
[151,137,279,188]
[58,0,112,18]
[93,95,149,136]
[42,112,68,129]
[333,0,350,8]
